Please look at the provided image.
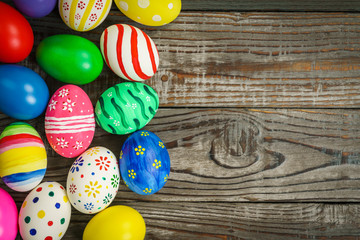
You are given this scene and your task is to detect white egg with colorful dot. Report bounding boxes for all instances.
[67,146,120,214]
[19,182,71,240]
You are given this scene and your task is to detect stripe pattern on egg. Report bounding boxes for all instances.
[59,0,112,32]
[0,122,47,192]
[45,85,95,158]
[100,24,160,82]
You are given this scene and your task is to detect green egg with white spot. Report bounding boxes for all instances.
[95,82,159,135]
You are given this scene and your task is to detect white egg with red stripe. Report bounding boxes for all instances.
[100,24,159,82]
[59,0,112,32]
[45,85,95,158]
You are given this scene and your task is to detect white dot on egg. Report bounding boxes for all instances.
[138,0,149,8]
[50,136,53,139]
[70,136,73,139]
[75,95,78,97]
[82,102,85,105]
[137,16,141,19]
[119,1,128,11]
[152,15,161,22]
[168,3,173,9]
[86,136,89,138]
[81,110,83,113]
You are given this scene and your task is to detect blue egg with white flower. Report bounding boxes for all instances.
[119,130,170,195]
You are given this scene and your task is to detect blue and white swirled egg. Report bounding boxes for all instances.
[119,130,170,195]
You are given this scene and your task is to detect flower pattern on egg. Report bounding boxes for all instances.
[62,98,76,112]
[57,137,69,148]
[70,156,84,173]
[73,141,83,150]
[95,156,110,171]
[84,181,102,198]
[58,88,69,98]
[135,145,145,155]
[111,175,119,188]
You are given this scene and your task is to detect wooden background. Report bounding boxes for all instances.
[1,0,360,239]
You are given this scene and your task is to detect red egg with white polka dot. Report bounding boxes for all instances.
[19,182,71,240]
[45,85,95,158]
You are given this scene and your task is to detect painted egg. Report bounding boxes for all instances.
[83,205,146,240]
[0,65,49,120]
[36,34,103,85]
[19,182,71,240]
[100,24,159,81]
[13,0,57,18]
[0,188,18,240]
[66,147,120,214]
[59,0,112,32]
[115,0,181,26]
[119,130,170,195]
[95,82,159,135]
[0,122,47,192]
[0,2,33,63]
[45,85,95,158]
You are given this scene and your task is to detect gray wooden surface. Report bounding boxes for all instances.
[1,0,360,239]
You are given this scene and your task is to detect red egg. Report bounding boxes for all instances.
[0,2,34,63]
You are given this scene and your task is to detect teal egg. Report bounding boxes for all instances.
[95,82,159,135]
[36,34,103,85]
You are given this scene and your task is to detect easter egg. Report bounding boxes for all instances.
[19,182,71,240]
[0,122,47,192]
[100,24,159,81]
[45,85,95,158]
[36,34,103,85]
[66,147,120,214]
[59,0,112,32]
[0,2,34,63]
[0,188,18,240]
[0,65,49,120]
[83,205,146,240]
[119,130,170,195]
[95,82,159,135]
[115,0,181,26]
[13,0,57,18]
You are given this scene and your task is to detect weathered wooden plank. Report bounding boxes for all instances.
[14,202,360,240]
[2,108,359,202]
[181,0,360,12]
[14,11,360,108]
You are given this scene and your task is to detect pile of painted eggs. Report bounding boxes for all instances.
[0,0,180,239]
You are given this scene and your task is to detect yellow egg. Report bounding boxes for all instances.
[83,205,146,240]
[115,0,181,26]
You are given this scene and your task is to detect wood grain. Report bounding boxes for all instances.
[181,0,360,12]
[12,201,360,240]
[2,108,359,203]
[17,11,360,108]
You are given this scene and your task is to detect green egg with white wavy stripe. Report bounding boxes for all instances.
[95,82,159,135]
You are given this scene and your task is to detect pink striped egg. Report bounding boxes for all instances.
[45,85,95,158]
[100,24,159,82]
[59,0,112,32]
